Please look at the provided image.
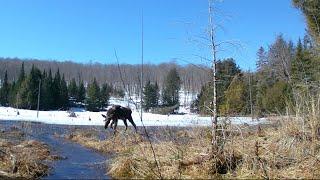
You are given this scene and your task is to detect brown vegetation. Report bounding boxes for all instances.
[68,114,320,179]
[0,127,59,178]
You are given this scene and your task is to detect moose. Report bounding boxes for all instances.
[102,105,137,133]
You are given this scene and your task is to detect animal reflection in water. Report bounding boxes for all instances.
[102,105,137,134]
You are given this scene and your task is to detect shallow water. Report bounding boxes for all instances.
[0,120,110,179]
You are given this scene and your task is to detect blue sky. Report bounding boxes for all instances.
[0,0,306,70]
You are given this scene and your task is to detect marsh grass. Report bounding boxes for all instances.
[67,92,320,179]
[0,128,56,178]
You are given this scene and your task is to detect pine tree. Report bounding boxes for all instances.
[86,78,101,112]
[39,70,47,110]
[256,47,268,72]
[292,39,314,85]
[0,71,10,106]
[17,62,25,85]
[28,65,42,110]
[216,58,241,108]
[42,69,54,110]
[60,75,69,109]
[16,78,30,109]
[263,80,291,114]
[143,80,159,111]
[162,68,181,106]
[100,83,111,108]
[194,58,241,115]
[68,78,78,99]
[52,69,61,109]
[77,81,86,103]
[293,0,320,45]
[220,74,247,115]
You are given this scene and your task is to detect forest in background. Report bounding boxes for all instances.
[0,58,210,95]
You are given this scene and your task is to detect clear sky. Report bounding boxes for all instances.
[0,0,306,70]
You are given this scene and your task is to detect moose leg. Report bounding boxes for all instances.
[127,116,137,132]
[104,119,112,129]
[113,119,118,135]
[123,119,128,131]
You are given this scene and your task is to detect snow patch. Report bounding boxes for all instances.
[0,106,267,127]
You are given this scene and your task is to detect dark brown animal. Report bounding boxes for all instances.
[102,105,137,133]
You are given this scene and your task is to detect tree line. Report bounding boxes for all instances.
[193,32,319,116]
[0,59,210,96]
[0,62,126,111]
[0,62,182,112]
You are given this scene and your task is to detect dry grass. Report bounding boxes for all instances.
[68,115,320,179]
[66,93,320,179]
[0,128,58,178]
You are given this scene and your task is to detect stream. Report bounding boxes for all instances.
[0,120,111,179]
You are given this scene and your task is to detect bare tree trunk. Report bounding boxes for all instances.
[208,0,218,159]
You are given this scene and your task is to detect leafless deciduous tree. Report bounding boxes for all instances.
[0,58,210,96]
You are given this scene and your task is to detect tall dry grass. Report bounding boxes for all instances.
[68,92,320,179]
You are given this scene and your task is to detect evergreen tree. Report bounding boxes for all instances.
[256,47,268,72]
[39,70,47,110]
[60,75,69,109]
[8,81,16,107]
[77,81,86,103]
[68,78,78,99]
[143,80,159,111]
[216,58,241,107]
[28,65,42,110]
[42,69,54,110]
[86,78,101,111]
[263,80,291,114]
[17,62,25,85]
[0,71,10,106]
[52,69,61,109]
[16,78,30,109]
[291,39,313,85]
[100,83,111,108]
[162,68,181,106]
[293,0,320,45]
[15,65,42,109]
[220,74,247,115]
[194,58,241,115]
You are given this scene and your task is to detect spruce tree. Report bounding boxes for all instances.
[28,65,42,110]
[86,78,100,111]
[0,71,10,106]
[52,69,61,109]
[100,83,111,108]
[17,62,25,85]
[68,78,78,99]
[143,80,159,110]
[220,74,247,115]
[42,69,54,110]
[77,81,86,103]
[291,39,313,85]
[16,78,30,109]
[39,70,47,110]
[194,59,241,115]
[60,75,69,109]
[162,68,181,106]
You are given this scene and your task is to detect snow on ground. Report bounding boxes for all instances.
[0,106,267,127]
[0,92,268,127]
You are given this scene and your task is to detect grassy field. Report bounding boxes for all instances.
[66,116,320,179]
